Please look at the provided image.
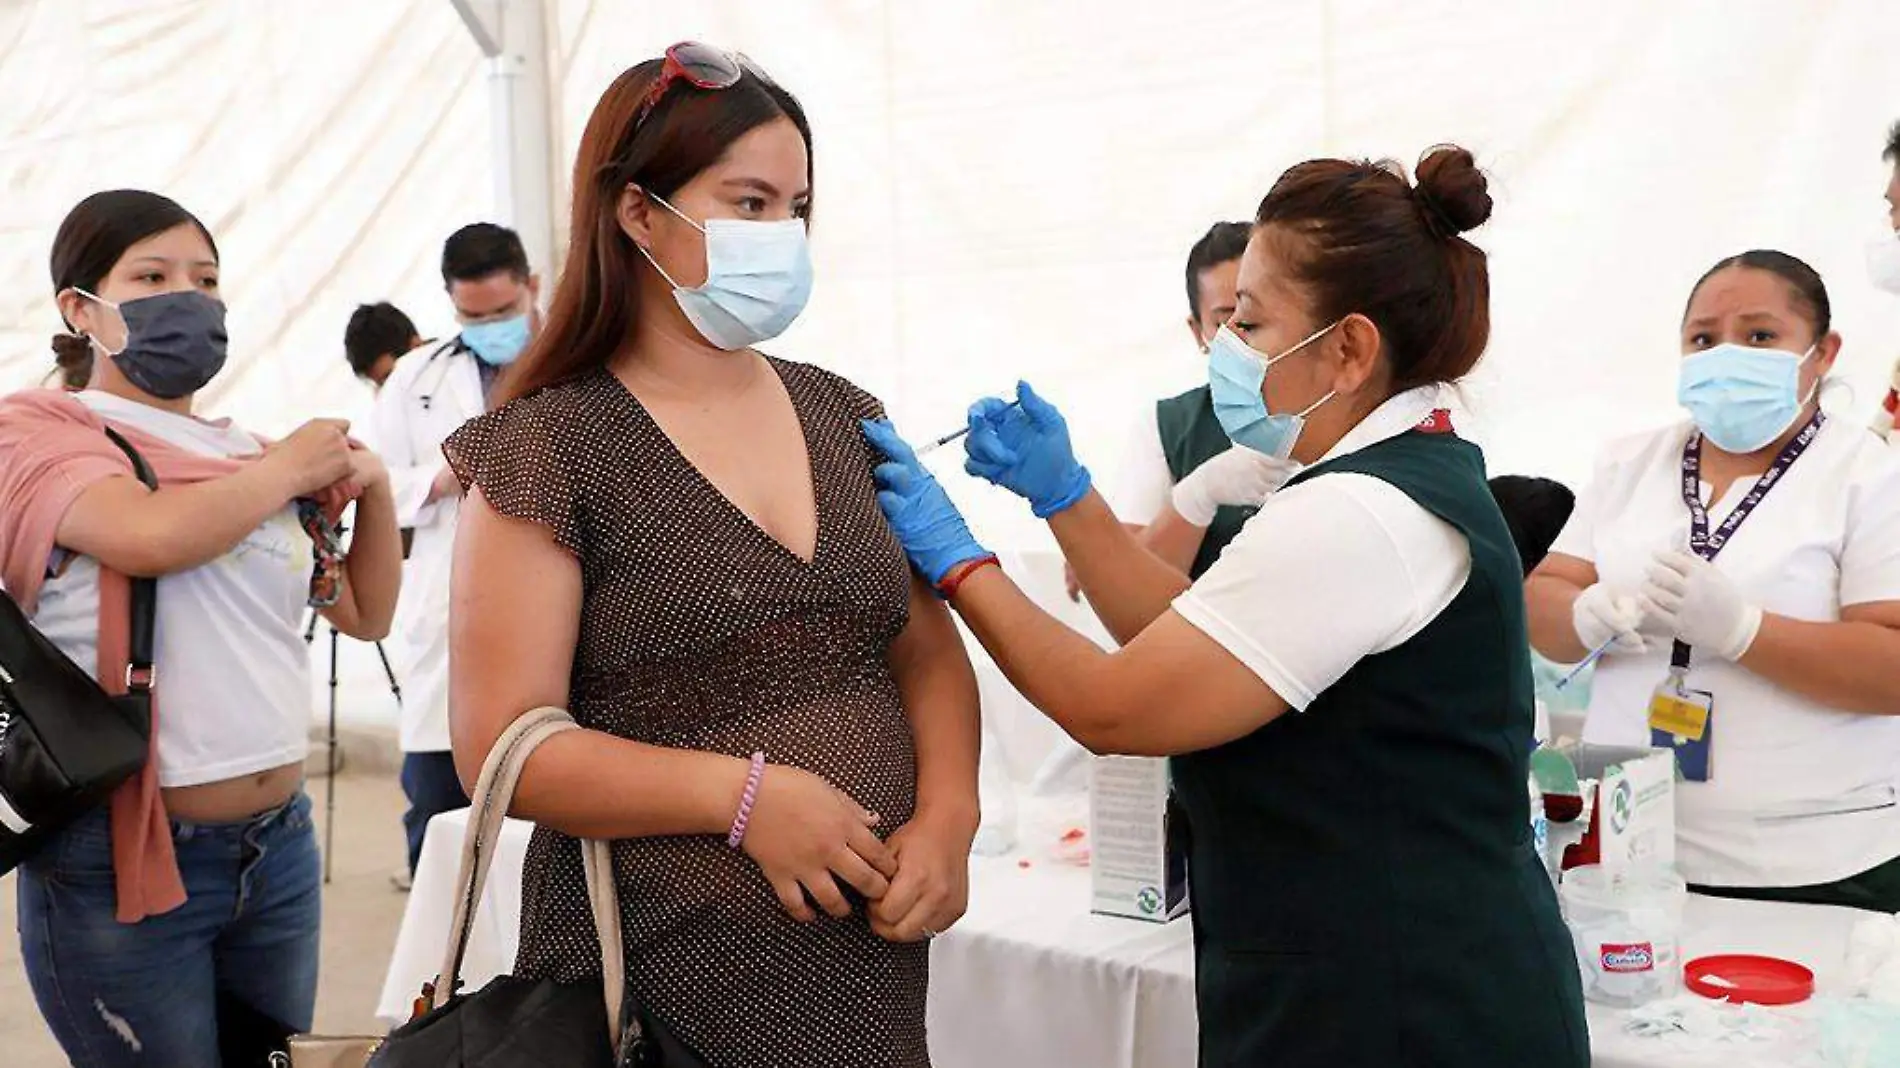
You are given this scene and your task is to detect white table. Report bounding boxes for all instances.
[377,808,535,1024]
[1588,896,1855,1068]
[932,853,1862,1068]
[378,805,1861,1067]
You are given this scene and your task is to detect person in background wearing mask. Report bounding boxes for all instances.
[344,300,426,390]
[1529,250,1900,911]
[1866,122,1900,440]
[446,45,979,1064]
[0,189,401,1066]
[1067,221,1295,600]
[369,222,537,884]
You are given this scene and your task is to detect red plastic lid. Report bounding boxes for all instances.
[1683,954,1815,1005]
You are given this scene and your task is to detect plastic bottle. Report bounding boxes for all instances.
[1561,864,1687,1007]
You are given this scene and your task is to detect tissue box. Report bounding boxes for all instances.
[1559,743,1676,874]
[1088,756,1189,922]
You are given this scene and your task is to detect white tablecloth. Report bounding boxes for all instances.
[932,851,1863,1068]
[376,808,535,1024]
[378,805,1862,1067]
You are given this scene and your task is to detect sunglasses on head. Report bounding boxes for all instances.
[631,41,772,134]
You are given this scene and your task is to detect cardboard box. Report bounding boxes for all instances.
[1088,756,1189,922]
[1559,743,1676,874]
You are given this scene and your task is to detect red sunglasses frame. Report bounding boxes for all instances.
[631,41,757,134]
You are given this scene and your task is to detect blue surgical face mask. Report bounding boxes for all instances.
[1677,342,1818,453]
[461,313,531,367]
[75,287,228,400]
[1206,322,1338,459]
[637,192,814,351]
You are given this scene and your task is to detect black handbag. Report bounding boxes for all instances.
[310,707,705,1068]
[0,428,156,875]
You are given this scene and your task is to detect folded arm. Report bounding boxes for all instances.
[320,476,402,641]
[56,464,301,578]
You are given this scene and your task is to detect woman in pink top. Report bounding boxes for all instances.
[0,190,402,1066]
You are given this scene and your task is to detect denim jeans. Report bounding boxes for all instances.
[400,750,468,875]
[15,791,322,1067]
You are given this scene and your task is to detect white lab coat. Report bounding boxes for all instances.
[369,337,483,753]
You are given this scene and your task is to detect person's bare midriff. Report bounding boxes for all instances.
[161,762,304,823]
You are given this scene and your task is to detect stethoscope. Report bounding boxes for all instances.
[408,337,467,411]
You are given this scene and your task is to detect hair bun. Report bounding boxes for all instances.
[50,332,95,389]
[1413,145,1492,237]
[51,331,90,363]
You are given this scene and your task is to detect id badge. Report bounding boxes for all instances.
[1648,674,1715,783]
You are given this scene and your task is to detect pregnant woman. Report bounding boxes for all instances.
[446,44,981,1067]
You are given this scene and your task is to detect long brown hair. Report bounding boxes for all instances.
[496,57,813,406]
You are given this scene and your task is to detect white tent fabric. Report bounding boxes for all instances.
[0,0,494,433]
[3,1,1899,552]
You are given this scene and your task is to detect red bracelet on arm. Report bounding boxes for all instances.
[727,752,766,849]
[935,554,1000,600]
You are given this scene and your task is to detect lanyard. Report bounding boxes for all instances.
[1670,411,1824,670]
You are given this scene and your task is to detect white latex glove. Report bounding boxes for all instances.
[1571,584,1648,656]
[1639,550,1763,661]
[1170,446,1301,527]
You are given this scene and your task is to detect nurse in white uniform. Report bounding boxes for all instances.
[1528,249,1900,910]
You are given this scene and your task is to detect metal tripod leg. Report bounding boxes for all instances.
[325,626,339,885]
[301,610,405,887]
[374,640,403,708]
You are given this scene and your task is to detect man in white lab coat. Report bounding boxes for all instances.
[370,223,538,876]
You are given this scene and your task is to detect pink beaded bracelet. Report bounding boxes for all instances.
[727,752,767,849]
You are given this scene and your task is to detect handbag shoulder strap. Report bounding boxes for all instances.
[431,707,628,1054]
[100,427,156,692]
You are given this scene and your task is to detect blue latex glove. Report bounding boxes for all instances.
[963,381,1092,518]
[861,419,992,586]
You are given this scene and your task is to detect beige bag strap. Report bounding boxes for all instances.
[430,707,627,1053]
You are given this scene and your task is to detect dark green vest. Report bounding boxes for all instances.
[1173,428,1588,1068]
[1156,386,1250,578]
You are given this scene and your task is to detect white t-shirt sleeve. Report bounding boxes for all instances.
[1172,473,1472,711]
[1840,447,1900,607]
[1101,403,1175,525]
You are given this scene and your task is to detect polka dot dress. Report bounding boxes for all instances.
[446,359,929,1068]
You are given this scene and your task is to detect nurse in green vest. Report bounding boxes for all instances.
[1083,221,1275,592]
[863,145,1588,1067]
